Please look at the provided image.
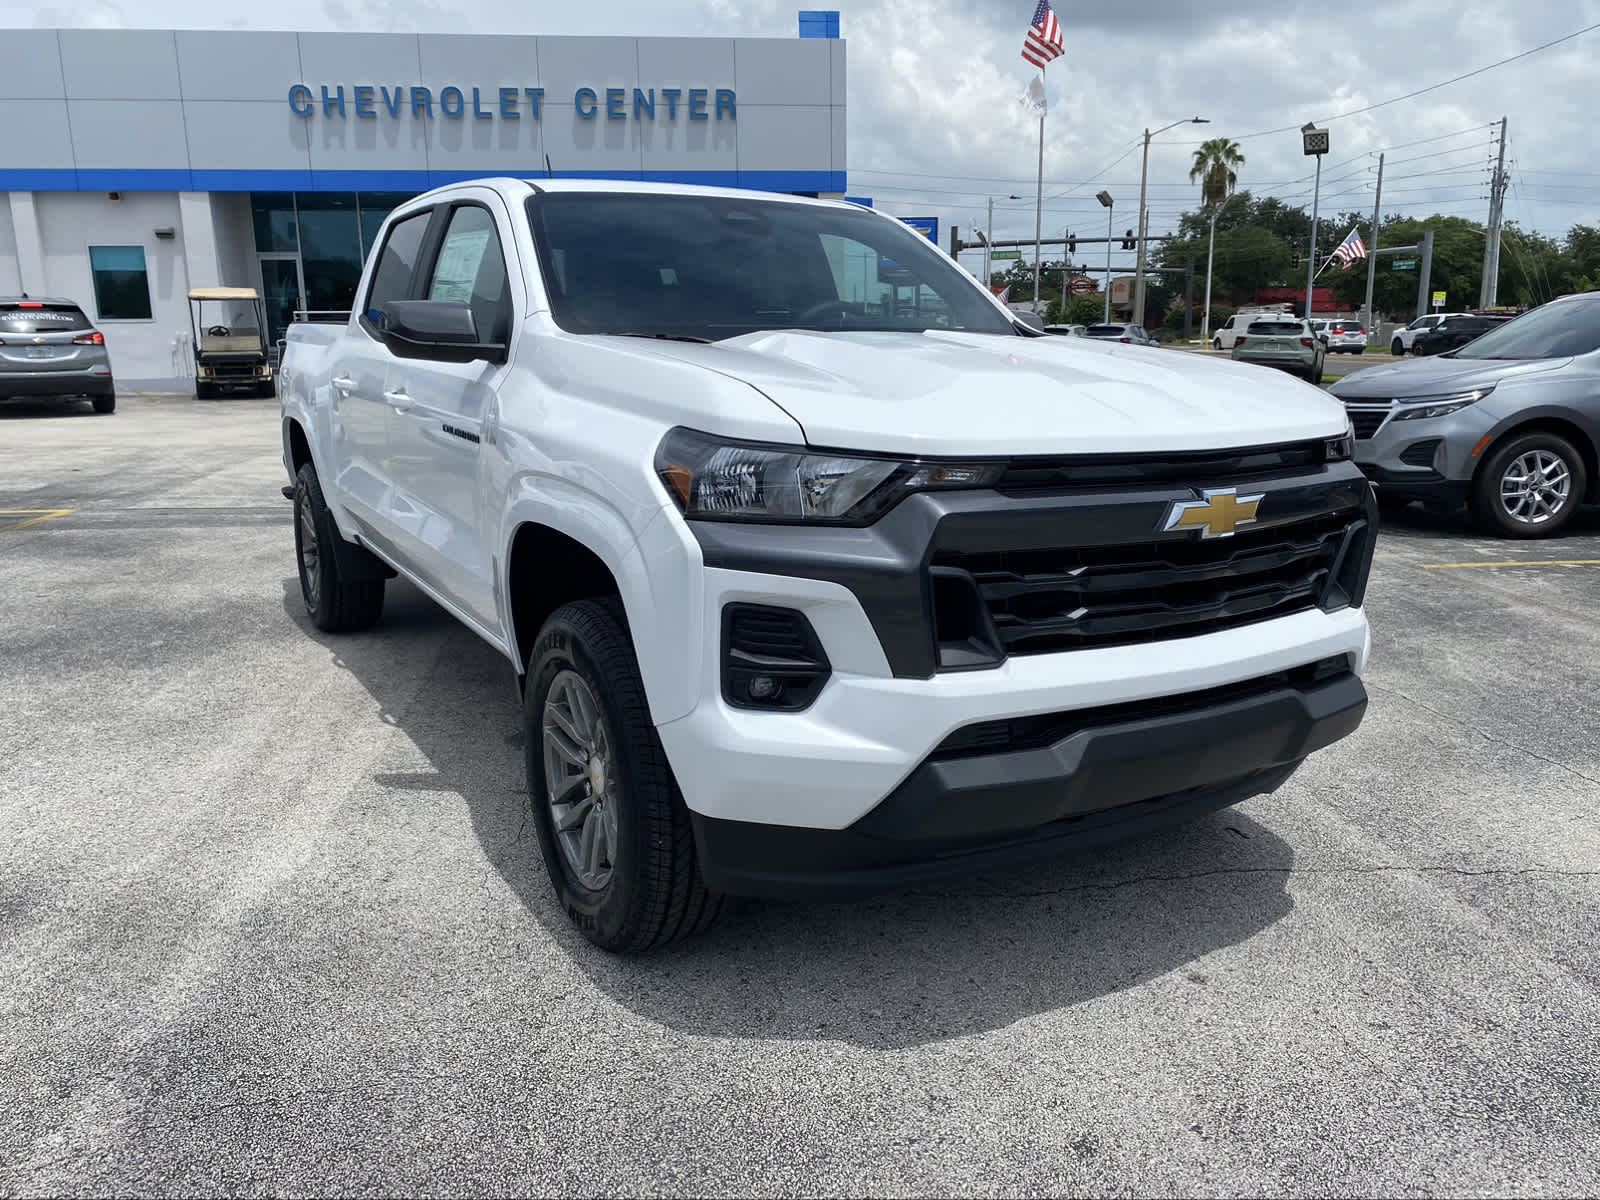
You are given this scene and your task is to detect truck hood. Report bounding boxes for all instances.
[1328,354,1571,400]
[627,330,1348,457]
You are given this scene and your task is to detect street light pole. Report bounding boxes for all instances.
[1301,122,1329,320]
[1133,117,1208,331]
[1096,190,1114,324]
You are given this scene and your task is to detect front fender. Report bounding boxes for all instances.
[496,475,704,727]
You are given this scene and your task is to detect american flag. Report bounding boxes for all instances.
[1022,0,1064,69]
[1332,227,1368,270]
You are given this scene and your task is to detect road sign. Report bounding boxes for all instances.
[1431,290,1447,309]
[1392,258,1416,270]
[991,249,1021,261]
[1068,276,1097,296]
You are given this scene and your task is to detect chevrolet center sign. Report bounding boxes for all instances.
[288,84,738,121]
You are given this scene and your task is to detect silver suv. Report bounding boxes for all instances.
[1329,292,1600,537]
[0,297,115,413]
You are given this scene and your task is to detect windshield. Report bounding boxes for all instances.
[526,192,1014,341]
[1454,300,1600,359]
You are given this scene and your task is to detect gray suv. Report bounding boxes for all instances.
[1328,292,1600,537]
[0,297,116,413]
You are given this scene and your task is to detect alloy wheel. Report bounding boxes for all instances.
[541,670,618,891]
[1499,449,1572,526]
[297,494,321,609]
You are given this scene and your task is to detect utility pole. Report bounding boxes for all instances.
[1416,228,1435,321]
[1032,86,1045,313]
[1480,116,1509,307]
[1362,153,1384,333]
[985,196,994,289]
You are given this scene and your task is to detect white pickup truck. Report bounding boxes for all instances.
[280,178,1376,951]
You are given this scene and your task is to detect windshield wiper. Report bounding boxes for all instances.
[613,331,714,344]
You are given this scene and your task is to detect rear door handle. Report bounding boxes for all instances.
[331,375,355,393]
[382,388,413,412]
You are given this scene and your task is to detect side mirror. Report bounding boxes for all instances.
[380,299,506,364]
[1013,310,1046,332]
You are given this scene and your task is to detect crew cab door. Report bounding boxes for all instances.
[328,207,433,549]
[383,197,515,631]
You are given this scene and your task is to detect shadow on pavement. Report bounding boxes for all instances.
[1375,499,1600,541]
[0,397,105,419]
[283,576,1298,1049]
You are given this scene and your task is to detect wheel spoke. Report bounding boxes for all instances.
[544,724,587,768]
[545,700,588,751]
[556,792,594,832]
[577,813,598,874]
[550,771,587,807]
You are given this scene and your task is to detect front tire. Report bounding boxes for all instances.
[524,599,722,952]
[1212,337,1222,351]
[1471,432,1587,539]
[1391,339,1404,356]
[293,462,385,631]
[91,393,115,414]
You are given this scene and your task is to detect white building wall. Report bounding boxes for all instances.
[211,193,256,290]
[35,192,190,384]
[0,200,19,295]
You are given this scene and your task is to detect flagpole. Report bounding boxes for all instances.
[1033,67,1045,315]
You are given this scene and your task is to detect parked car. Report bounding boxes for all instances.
[1329,291,1600,537]
[1325,319,1368,354]
[281,178,1375,950]
[1044,323,1086,336]
[1083,322,1157,346]
[1412,313,1512,357]
[1390,312,1455,355]
[1309,319,1331,346]
[0,296,115,413]
[1231,317,1326,383]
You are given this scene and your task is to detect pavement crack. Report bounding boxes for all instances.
[1367,681,1600,789]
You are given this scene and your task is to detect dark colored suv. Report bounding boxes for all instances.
[0,297,116,412]
[1413,313,1511,357]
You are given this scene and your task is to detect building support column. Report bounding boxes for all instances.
[178,191,222,290]
[8,193,47,296]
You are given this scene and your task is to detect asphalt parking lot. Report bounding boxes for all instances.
[4,393,1600,1196]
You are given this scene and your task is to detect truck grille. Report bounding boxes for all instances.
[1343,402,1392,440]
[931,511,1362,659]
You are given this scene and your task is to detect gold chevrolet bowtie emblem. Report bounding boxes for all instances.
[1162,487,1264,539]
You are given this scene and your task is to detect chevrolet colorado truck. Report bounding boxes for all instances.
[280,178,1375,952]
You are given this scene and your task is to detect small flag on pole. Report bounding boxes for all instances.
[1020,75,1047,118]
[1021,0,1064,69]
[1331,227,1368,270]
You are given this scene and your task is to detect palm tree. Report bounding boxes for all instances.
[1190,137,1245,347]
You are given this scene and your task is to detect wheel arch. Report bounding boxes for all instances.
[505,522,624,674]
[1470,414,1600,503]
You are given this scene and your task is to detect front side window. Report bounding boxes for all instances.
[425,205,513,346]
[362,210,431,330]
[88,245,152,320]
[527,193,1012,342]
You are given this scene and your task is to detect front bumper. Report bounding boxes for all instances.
[692,665,1365,898]
[1233,351,1317,373]
[1348,401,1495,501]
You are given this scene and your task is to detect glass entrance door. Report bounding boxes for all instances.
[259,255,304,352]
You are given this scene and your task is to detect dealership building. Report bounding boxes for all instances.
[0,16,848,385]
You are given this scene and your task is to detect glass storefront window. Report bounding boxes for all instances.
[358,193,417,262]
[296,193,363,314]
[251,193,297,252]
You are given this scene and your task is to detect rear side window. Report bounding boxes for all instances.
[425,205,513,346]
[362,210,431,329]
[0,302,92,333]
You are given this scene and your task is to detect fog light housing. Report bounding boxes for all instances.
[722,604,831,711]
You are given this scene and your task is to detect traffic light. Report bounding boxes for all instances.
[1122,229,1135,250]
[1291,253,1301,269]
[1067,234,1077,255]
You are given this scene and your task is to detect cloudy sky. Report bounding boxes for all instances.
[10,0,1600,275]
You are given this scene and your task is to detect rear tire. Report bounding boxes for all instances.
[1471,432,1587,539]
[293,462,385,631]
[524,599,723,952]
[91,393,115,414]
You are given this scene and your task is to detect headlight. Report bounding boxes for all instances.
[655,427,1003,524]
[1325,420,1355,462]
[1391,386,1494,422]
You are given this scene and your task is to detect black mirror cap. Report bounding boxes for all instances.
[380,299,506,364]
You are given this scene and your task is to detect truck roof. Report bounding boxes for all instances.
[406,175,863,211]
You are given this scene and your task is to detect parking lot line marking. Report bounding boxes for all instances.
[0,508,75,533]
[1419,559,1600,569]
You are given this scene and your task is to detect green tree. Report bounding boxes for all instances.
[1190,137,1245,340]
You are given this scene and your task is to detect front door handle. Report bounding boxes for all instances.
[331,375,355,393]
[382,388,413,412]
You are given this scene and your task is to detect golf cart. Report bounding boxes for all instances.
[188,287,274,398]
